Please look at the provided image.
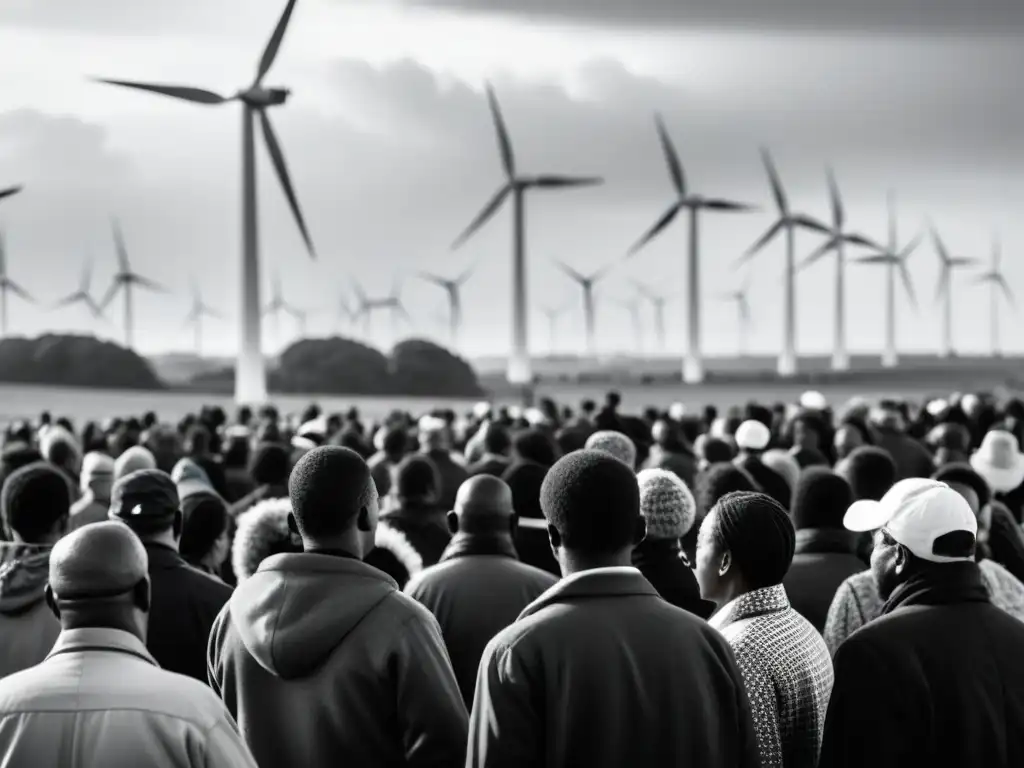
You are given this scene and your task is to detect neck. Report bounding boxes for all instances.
[713,575,754,608]
[60,606,146,644]
[138,529,178,551]
[560,547,634,577]
[302,531,363,559]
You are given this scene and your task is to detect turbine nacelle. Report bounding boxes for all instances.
[239,86,290,108]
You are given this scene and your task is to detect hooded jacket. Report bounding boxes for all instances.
[208,551,468,768]
[0,543,60,678]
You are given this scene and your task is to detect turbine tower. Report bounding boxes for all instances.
[263,273,300,347]
[633,280,674,352]
[719,276,753,357]
[931,226,977,358]
[614,295,644,353]
[99,219,165,350]
[628,116,754,383]
[96,0,315,404]
[183,278,222,356]
[337,290,360,334]
[797,168,879,371]
[452,85,602,387]
[736,149,829,377]
[973,235,1015,357]
[353,279,409,343]
[553,260,611,356]
[54,260,106,322]
[0,231,35,337]
[853,192,921,368]
[539,304,568,354]
[418,264,474,349]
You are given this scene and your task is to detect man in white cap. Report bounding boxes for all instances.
[818,479,1024,768]
[734,419,791,509]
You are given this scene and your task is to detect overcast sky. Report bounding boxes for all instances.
[0,0,1020,360]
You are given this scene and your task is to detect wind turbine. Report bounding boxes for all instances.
[719,275,753,357]
[852,192,921,368]
[553,260,612,356]
[633,280,675,352]
[418,264,474,349]
[973,235,1015,357]
[613,295,644,353]
[930,226,978,358]
[0,186,21,203]
[99,219,165,350]
[452,85,602,387]
[736,149,830,377]
[54,259,106,322]
[353,279,409,343]
[337,290,360,334]
[628,116,755,382]
[0,231,34,337]
[797,168,880,371]
[540,303,569,354]
[183,279,222,356]
[95,0,315,404]
[263,273,299,346]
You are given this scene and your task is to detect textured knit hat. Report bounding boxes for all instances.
[113,446,157,483]
[636,469,696,540]
[49,521,148,601]
[584,430,637,469]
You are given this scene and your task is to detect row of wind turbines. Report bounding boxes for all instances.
[2,0,1014,404]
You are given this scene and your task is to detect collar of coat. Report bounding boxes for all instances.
[709,584,790,630]
[439,533,518,564]
[46,627,158,667]
[880,561,990,616]
[517,566,656,620]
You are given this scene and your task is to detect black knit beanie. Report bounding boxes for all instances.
[712,491,795,589]
[1,461,72,541]
[791,467,854,531]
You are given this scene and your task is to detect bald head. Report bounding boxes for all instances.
[452,476,515,535]
[49,522,148,602]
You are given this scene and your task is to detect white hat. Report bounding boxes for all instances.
[472,401,492,419]
[843,478,977,564]
[970,430,1024,493]
[799,390,827,411]
[926,399,949,417]
[668,402,686,421]
[735,420,771,451]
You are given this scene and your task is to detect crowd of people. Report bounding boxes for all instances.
[1,387,1023,766]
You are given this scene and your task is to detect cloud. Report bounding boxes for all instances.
[400,0,1024,34]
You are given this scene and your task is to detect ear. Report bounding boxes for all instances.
[172,509,183,540]
[894,544,909,576]
[547,524,562,553]
[133,577,151,613]
[718,550,732,577]
[633,515,647,547]
[287,512,300,536]
[45,585,60,620]
[446,511,459,535]
[356,505,373,533]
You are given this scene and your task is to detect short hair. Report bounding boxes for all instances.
[1,462,72,541]
[585,430,638,470]
[288,446,375,538]
[381,427,408,457]
[513,429,558,467]
[695,463,757,517]
[179,493,230,566]
[540,450,640,554]
[835,447,897,501]
[394,455,439,500]
[708,491,795,589]
[483,424,512,456]
[791,467,853,530]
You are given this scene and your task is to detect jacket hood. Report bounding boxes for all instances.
[0,542,53,614]
[228,552,396,680]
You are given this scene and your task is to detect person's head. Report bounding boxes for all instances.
[695,463,757,517]
[932,464,993,550]
[844,479,978,600]
[248,442,291,487]
[46,521,150,640]
[834,417,872,460]
[0,462,72,544]
[695,491,795,606]
[179,492,231,573]
[651,419,684,451]
[790,412,825,452]
[540,450,644,574]
[40,427,82,477]
[113,446,157,484]
[109,469,183,547]
[512,429,558,467]
[183,424,212,457]
[636,468,696,543]
[381,426,408,460]
[580,399,596,417]
[418,417,450,453]
[584,430,638,470]
[695,435,735,471]
[734,419,771,456]
[791,467,854,531]
[969,429,1024,494]
[761,450,801,496]
[79,451,115,502]
[449,475,516,537]
[143,424,183,473]
[393,454,441,508]
[482,423,512,458]
[834,446,897,502]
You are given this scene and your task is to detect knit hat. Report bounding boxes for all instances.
[79,451,115,494]
[48,521,148,601]
[761,450,801,494]
[584,430,637,469]
[1,462,73,541]
[637,469,696,540]
[791,467,854,530]
[113,446,157,483]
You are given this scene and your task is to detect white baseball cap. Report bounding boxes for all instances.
[735,420,771,451]
[843,478,978,563]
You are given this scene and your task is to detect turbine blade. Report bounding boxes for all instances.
[52,293,83,310]
[899,230,923,262]
[132,275,166,293]
[887,190,898,249]
[854,255,895,265]
[740,218,785,263]
[486,85,515,178]
[826,166,844,226]
[799,239,837,271]
[654,115,685,196]
[702,199,756,212]
[791,214,830,235]
[81,259,93,291]
[0,186,21,202]
[951,257,979,267]
[930,225,950,264]
[451,184,511,249]
[842,232,881,250]
[98,281,121,311]
[456,263,476,284]
[628,204,681,257]
[259,111,315,257]
[111,218,129,273]
[7,282,34,303]
[93,78,228,105]
[417,271,446,288]
[761,148,788,214]
[529,175,603,189]
[554,260,585,284]
[255,0,299,84]
[997,276,1015,307]
[899,262,918,310]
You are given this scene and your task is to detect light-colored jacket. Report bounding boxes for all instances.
[0,627,257,768]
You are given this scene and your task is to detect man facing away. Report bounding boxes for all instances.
[819,479,1024,768]
[0,522,256,768]
[208,446,467,768]
[468,449,760,768]
[696,491,834,768]
[405,475,556,708]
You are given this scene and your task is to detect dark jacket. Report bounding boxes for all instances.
[405,534,556,708]
[208,551,468,768]
[502,461,560,576]
[467,455,512,479]
[424,450,469,513]
[988,502,1024,583]
[783,529,867,633]
[0,543,60,678]
[819,563,1024,768]
[873,427,934,481]
[144,543,232,683]
[632,539,715,619]
[736,455,792,510]
[380,503,451,569]
[467,567,761,768]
